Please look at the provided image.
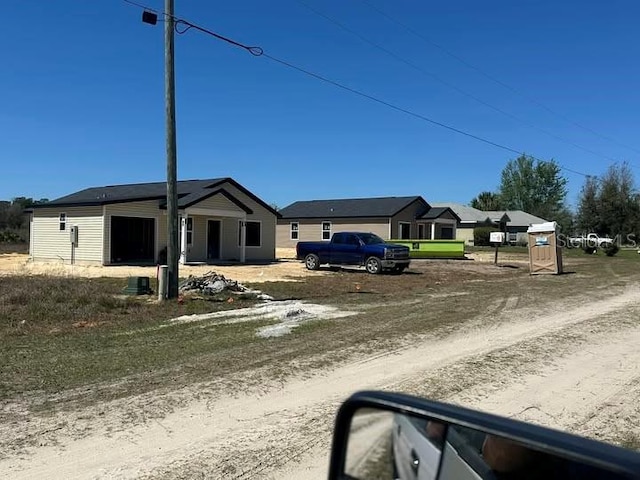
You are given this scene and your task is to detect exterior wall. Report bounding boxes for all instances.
[456,225,476,245]
[31,206,104,264]
[390,199,428,239]
[190,194,243,212]
[276,218,390,248]
[104,200,164,264]
[186,215,208,262]
[215,183,277,261]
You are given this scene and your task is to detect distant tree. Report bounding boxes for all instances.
[575,176,600,234]
[499,154,568,221]
[0,201,9,229]
[0,197,49,231]
[553,207,575,234]
[269,203,280,212]
[470,191,502,211]
[597,163,638,237]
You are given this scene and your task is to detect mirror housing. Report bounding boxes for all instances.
[328,391,640,479]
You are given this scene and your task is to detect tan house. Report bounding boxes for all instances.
[276,196,459,248]
[29,178,279,265]
[431,203,547,245]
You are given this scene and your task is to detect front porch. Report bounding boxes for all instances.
[416,218,457,240]
[179,208,250,265]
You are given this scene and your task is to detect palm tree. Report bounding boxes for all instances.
[470,191,502,211]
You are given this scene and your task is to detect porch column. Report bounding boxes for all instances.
[240,218,246,264]
[179,215,188,265]
[431,222,436,240]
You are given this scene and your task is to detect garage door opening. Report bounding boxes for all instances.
[110,216,155,264]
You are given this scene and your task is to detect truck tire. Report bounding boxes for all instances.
[304,253,320,270]
[365,256,382,274]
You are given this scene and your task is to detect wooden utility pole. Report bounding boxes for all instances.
[165,0,179,298]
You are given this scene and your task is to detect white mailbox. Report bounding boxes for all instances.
[490,231,505,244]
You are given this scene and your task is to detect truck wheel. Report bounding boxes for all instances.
[365,256,382,274]
[304,254,320,270]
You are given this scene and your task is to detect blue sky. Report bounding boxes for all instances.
[2,1,640,210]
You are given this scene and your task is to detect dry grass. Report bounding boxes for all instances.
[0,243,27,254]
[2,252,639,412]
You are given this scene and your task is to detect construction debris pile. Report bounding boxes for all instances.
[178,272,274,301]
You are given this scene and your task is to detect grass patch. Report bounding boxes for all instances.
[2,252,640,411]
[0,275,259,402]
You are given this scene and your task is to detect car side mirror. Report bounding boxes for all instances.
[328,391,640,480]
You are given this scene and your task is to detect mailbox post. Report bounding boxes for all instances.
[490,231,505,265]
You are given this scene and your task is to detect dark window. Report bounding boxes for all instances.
[346,234,360,246]
[59,213,66,231]
[441,227,454,239]
[290,222,299,240]
[186,217,193,245]
[399,222,411,239]
[332,233,346,244]
[239,221,261,247]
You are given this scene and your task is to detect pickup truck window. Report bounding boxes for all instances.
[346,234,360,246]
[359,233,385,245]
[333,233,346,244]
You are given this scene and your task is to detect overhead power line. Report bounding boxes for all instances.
[294,0,621,164]
[356,0,640,157]
[123,1,590,178]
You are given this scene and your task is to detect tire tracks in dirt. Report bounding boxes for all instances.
[2,285,640,478]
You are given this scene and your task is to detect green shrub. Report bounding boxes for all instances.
[473,227,494,246]
[603,243,619,257]
[0,230,21,243]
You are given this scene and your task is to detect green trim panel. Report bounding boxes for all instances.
[389,239,466,258]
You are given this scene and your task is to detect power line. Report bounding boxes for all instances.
[294,0,621,164]
[356,0,640,157]
[123,1,591,178]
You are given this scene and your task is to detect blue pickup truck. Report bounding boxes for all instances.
[296,232,411,274]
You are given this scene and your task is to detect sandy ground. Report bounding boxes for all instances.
[0,250,521,285]
[0,252,313,283]
[1,281,639,478]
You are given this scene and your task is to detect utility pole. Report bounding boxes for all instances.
[165,0,179,298]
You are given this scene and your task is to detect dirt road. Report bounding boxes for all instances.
[1,279,639,478]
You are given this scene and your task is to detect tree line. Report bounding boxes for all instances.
[0,197,49,242]
[470,154,639,239]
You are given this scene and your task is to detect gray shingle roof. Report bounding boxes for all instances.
[433,203,546,226]
[36,178,279,217]
[487,210,548,227]
[431,203,499,223]
[419,206,461,221]
[280,196,428,219]
[44,179,223,206]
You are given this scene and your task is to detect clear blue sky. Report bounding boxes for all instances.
[2,0,639,210]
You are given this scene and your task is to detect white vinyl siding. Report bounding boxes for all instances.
[276,218,390,248]
[31,206,104,264]
[217,184,276,261]
[189,194,245,214]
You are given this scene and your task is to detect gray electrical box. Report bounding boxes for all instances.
[70,225,78,246]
